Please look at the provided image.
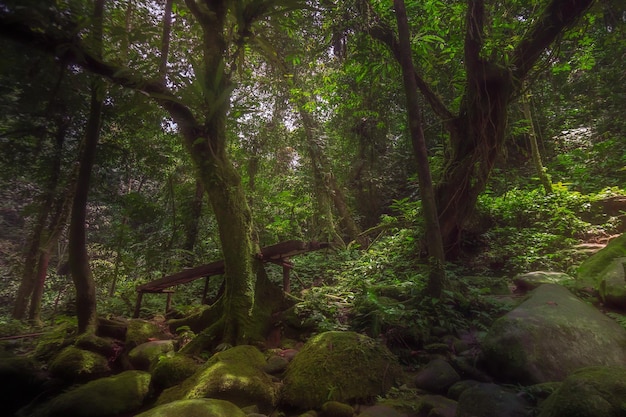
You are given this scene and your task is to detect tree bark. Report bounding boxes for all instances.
[522,86,552,194]
[393,0,447,297]
[69,0,105,334]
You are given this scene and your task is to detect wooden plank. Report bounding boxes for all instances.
[136,240,330,294]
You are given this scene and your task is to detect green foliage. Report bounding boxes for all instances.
[606,312,626,330]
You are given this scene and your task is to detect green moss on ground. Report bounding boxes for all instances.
[48,346,110,382]
[136,398,247,417]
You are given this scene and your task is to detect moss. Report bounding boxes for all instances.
[48,346,110,382]
[135,398,247,417]
[75,333,116,356]
[157,345,278,412]
[126,319,167,349]
[538,366,626,417]
[151,353,200,389]
[31,370,151,417]
[577,233,626,286]
[128,340,175,371]
[33,323,75,361]
[282,331,402,409]
[320,401,354,417]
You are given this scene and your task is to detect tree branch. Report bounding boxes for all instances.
[511,0,594,82]
[0,12,202,140]
[368,22,455,123]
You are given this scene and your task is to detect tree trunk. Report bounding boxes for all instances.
[69,0,105,334]
[522,87,552,194]
[394,0,447,297]
[182,179,204,255]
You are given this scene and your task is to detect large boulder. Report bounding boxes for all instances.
[513,271,574,292]
[577,233,626,309]
[481,284,626,383]
[28,370,151,417]
[151,353,200,389]
[414,359,460,394]
[281,331,402,409]
[135,399,247,417]
[156,345,279,413]
[538,366,626,417]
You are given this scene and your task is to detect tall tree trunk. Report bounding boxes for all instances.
[522,87,552,194]
[182,180,204,254]
[69,0,105,334]
[394,0,447,297]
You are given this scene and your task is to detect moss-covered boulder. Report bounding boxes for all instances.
[128,340,175,370]
[577,233,626,309]
[157,345,279,412]
[126,319,169,349]
[538,366,626,417]
[414,358,460,394]
[151,353,200,389]
[281,331,402,409]
[481,284,626,384]
[136,399,247,417]
[0,354,46,416]
[513,271,574,292]
[29,370,151,417]
[48,346,111,382]
[75,333,118,357]
[456,383,529,417]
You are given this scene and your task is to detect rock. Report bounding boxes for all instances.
[0,354,46,416]
[320,401,354,417]
[481,284,626,383]
[135,398,247,417]
[447,380,482,400]
[262,354,289,374]
[29,370,151,417]
[537,366,626,417]
[414,359,460,394]
[577,233,626,309]
[358,405,407,417]
[125,319,169,349]
[415,395,457,417]
[128,340,175,370]
[456,383,530,417]
[513,271,574,292]
[598,257,626,309]
[157,345,279,413]
[281,331,402,409]
[151,353,200,389]
[48,346,111,382]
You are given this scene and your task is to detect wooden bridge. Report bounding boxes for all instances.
[133,240,330,317]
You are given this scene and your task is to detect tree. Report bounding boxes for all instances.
[363,0,594,255]
[393,0,446,297]
[0,0,299,346]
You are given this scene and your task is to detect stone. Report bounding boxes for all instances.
[128,340,175,370]
[358,405,407,417]
[281,331,402,409]
[151,353,200,389]
[447,380,482,400]
[415,395,457,417]
[262,354,289,374]
[598,257,626,309]
[456,383,529,417]
[48,346,110,382]
[481,284,626,383]
[157,345,279,413]
[513,271,574,292]
[414,359,460,394]
[29,370,151,417]
[537,366,626,417]
[125,319,169,349]
[135,398,247,417]
[320,401,354,417]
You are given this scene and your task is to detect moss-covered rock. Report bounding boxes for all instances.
[414,358,460,394]
[481,284,626,384]
[320,401,354,417]
[456,383,529,417]
[281,331,402,409]
[513,271,575,292]
[33,323,75,361]
[126,319,169,349]
[29,370,151,417]
[151,353,200,389]
[538,366,626,417]
[74,333,118,357]
[157,345,279,412]
[128,340,175,370]
[48,346,111,382]
[135,398,247,417]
